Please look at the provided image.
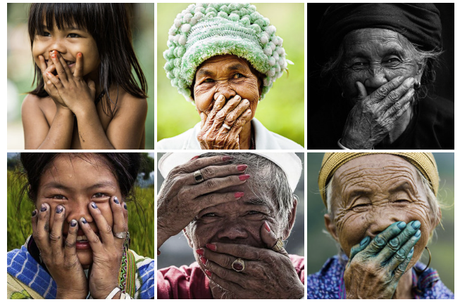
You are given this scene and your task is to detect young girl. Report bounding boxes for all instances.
[7,153,155,299]
[22,4,148,149]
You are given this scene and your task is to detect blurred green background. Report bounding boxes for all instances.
[7,153,155,259]
[157,3,304,146]
[7,3,154,149]
[307,153,454,293]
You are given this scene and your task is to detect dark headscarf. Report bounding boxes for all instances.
[319,4,442,57]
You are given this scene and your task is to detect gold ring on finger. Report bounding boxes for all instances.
[272,238,284,253]
[231,258,245,273]
[113,231,128,239]
[194,170,204,183]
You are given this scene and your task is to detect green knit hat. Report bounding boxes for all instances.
[163,3,291,102]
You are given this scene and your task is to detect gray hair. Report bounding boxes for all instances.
[321,29,443,99]
[193,152,295,236]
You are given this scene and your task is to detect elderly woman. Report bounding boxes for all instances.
[308,4,453,149]
[156,152,304,298]
[7,153,155,299]
[158,3,303,150]
[307,152,454,298]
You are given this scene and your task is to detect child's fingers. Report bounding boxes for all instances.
[64,219,79,261]
[51,51,68,83]
[58,54,73,80]
[74,53,84,78]
[33,204,51,255]
[79,216,103,253]
[87,202,114,248]
[38,55,48,76]
[46,71,64,90]
[49,205,66,255]
[110,196,128,249]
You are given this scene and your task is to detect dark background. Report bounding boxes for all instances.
[307,3,454,149]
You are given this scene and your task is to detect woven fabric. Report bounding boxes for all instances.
[318,152,439,205]
[164,3,289,102]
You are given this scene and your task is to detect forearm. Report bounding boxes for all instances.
[37,108,74,149]
[74,105,115,149]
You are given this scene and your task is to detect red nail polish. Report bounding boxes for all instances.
[206,243,217,251]
[196,249,204,256]
[205,270,212,277]
[237,164,247,171]
[77,53,82,58]
[264,221,271,232]
[51,53,56,59]
[200,256,207,265]
[191,155,200,161]
[234,192,244,199]
[222,156,233,161]
[239,174,250,181]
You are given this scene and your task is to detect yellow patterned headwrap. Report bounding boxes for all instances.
[318,152,439,206]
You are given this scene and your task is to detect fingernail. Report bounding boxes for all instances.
[191,155,200,161]
[81,217,87,224]
[234,192,244,199]
[77,52,82,58]
[31,210,37,217]
[237,164,247,171]
[56,205,64,214]
[408,247,415,257]
[113,197,120,204]
[70,219,77,227]
[196,249,204,256]
[124,203,128,210]
[412,220,421,230]
[222,156,233,161]
[415,230,421,238]
[40,204,47,212]
[264,221,271,232]
[239,174,250,181]
[397,221,406,229]
[91,202,98,209]
[200,256,207,265]
[206,243,217,251]
[360,236,370,246]
[205,270,212,277]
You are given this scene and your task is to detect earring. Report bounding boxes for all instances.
[414,246,431,274]
[341,92,345,98]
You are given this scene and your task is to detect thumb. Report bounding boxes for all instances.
[355,81,368,99]
[260,221,288,256]
[87,79,96,93]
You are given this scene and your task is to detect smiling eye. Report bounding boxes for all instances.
[67,33,80,38]
[92,192,109,199]
[52,194,66,200]
[233,73,244,79]
[203,78,214,83]
[202,213,217,218]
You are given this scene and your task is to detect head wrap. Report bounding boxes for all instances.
[318,152,439,206]
[164,3,290,102]
[159,152,302,192]
[318,4,442,57]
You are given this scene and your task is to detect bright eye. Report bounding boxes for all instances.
[350,62,368,70]
[233,73,244,79]
[92,192,109,199]
[67,33,80,38]
[38,31,51,37]
[202,213,217,218]
[53,194,66,200]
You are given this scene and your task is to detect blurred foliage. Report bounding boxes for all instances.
[307,153,454,293]
[157,3,304,146]
[7,154,155,259]
[7,3,154,149]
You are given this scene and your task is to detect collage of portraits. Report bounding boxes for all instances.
[5,2,455,299]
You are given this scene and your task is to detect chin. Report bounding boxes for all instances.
[77,249,94,269]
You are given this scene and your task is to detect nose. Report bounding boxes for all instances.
[215,82,236,101]
[65,197,93,224]
[363,65,388,92]
[367,207,402,238]
[47,38,66,56]
[216,220,249,242]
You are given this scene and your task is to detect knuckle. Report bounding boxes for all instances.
[201,166,215,178]
[215,111,226,121]
[204,179,217,189]
[104,224,112,234]
[49,233,61,242]
[65,239,76,248]
[386,91,399,103]
[376,86,389,97]
[90,235,101,244]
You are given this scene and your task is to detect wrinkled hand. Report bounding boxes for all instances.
[197,222,304,299]
[45,51,96,113]
[198,94,252,149]
[341,76,416,149]
[344,221,421,299]
[32,203,88,299]
[157,155,249,247]
[85,196,128,299]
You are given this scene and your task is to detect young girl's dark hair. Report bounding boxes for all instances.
[28,3,148,115]
[20,153,141,202]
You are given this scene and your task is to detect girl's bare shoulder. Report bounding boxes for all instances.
[22,94,55,114]
[111,88,148,115]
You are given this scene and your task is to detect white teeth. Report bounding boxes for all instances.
[77,235,88,241]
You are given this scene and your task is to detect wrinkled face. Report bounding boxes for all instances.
[328,154,438,268]
[193,55,261,117]
[32,21,100,79]
[35,155,122,268]
[185,175,283,258]
[340,28,423,100]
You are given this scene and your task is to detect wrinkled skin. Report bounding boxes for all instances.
[339,29,424,149]
[182,167,303,298]
[32,155,128,299]
[194,55,262,149]
[324,154,440,298]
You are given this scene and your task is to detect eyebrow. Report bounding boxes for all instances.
[196,63,248,78]
[243,198,269,206]
[41,180,117,191]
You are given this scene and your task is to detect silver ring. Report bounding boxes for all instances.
[222,124,231,130]
[231,258,245,273]
[194,170,204,183]
[114,231,128,239]
[272,238,284,253]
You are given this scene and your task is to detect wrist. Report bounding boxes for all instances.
[72,100,96,119]
[56,288,87,299]
[340,136,374,150]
